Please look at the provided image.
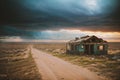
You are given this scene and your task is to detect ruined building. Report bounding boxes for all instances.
[66,35,108,55]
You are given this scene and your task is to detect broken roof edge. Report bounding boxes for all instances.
[68,35,108,43]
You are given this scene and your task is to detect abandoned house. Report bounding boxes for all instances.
[66,35,108,55]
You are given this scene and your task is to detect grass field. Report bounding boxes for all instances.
[0,43,41,80]
[34,42,120,80]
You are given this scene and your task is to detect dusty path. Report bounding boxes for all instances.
[31,47,103,80]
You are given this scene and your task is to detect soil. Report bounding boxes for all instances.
[31,47,103,80]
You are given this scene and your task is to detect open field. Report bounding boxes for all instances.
[108,42,120,54]
[0,42,119,80]
[34,42,120,80]
[0,43,41,80]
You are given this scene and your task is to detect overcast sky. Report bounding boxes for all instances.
[0,0,120,41]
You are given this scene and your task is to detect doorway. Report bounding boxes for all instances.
[90,45,94,54]
[84,44,94,54]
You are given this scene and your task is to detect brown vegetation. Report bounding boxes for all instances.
[34,42,120,80]
[0,43,41,80]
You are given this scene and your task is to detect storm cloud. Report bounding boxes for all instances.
[0,0,120,38]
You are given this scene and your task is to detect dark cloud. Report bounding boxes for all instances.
[0,0,120,37]
[2,16,120,32]
[0,26,34,38]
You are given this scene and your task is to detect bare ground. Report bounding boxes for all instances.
[31,47,103,80]
[34,43,120,80]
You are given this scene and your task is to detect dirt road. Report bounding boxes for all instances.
[31,48,103,80]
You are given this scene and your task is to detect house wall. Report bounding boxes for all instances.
[67,43,108,55]
[78,44,84,53]
[66,43,78,54]
[94,44,108,54]
[66,43,84,54]
[103,44,108,54]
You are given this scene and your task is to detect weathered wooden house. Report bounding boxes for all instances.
[66,35,108,55]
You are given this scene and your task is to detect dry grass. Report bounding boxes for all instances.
[0,43,41,80]
[34,42,120,80]
[51,54,120,80]
[34,43,66,50]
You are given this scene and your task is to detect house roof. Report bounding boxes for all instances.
[68,35,107,43]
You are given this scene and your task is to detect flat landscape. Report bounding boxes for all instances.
[0,43,41,80]
[0,0,120,80]
[0,42,120,80]
[31,47,102,80]
[34,42,120,80]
